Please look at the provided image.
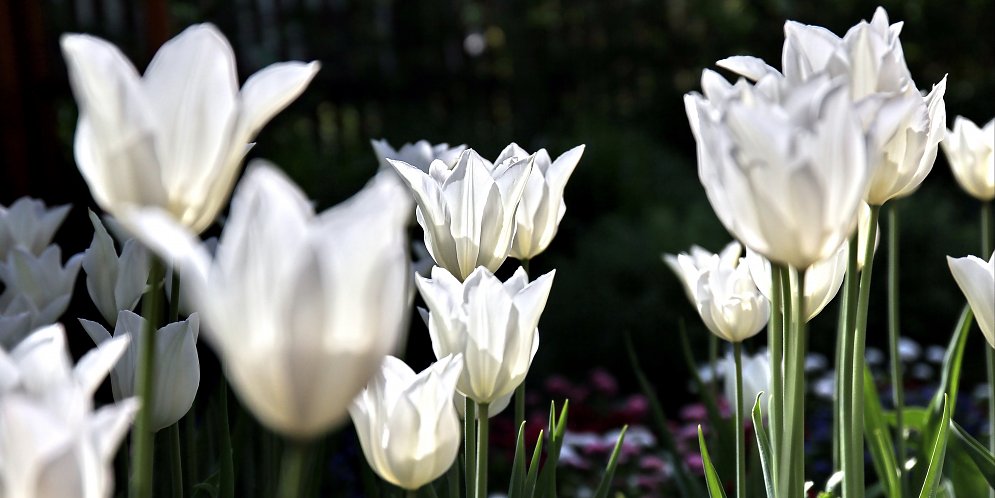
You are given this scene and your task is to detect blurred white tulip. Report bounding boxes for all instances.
[82,211,150,326]
[941,116,994,201]
[947,252,995,349]
[0,246,82,348]
[745,245,847,322]
[0,197,70,261]
[61,24,319,234]
[724,350,771,417]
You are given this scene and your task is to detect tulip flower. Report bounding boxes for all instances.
[947,252,995,349]
[82,211,150,326]
[371,139,466,173]
[454,390,512,420]
[416,266,554,404]
[61,24,320,234]
[124,161,411,438]
[390,147,534,280]
[685,70,869,270]
[0,197,70,261]
[510,144,585,260]
[717,7,946,206]
[0,246,82,348]
[941,116,994,201]
[692,256,770,344]
[744,245,847,323]
[350,354,464,490]
[724,350,771,417]
[0,324,139,498]
[79,311,200,431]
[663,241,742,303]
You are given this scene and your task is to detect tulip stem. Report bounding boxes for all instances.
[219,377,235,498]
[168,423,183,498]
[847,204,881,497]
[838,235,860,498]
[886,203,908,498]
[982,200,994,498]
[277,440,308,498]
[476,403,490,498]
[516,259,530,431]
[407,489,419,498]
[464,399,477,498]
[768,263,784,490]
[733,341,745,498]
[446,458,460,498]
[131,256,164,498]
[778,267,806,498]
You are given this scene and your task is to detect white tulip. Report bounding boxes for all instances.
[390,147,534,281]
[79,311,200,431]
[510,144,585,260]
[663,241,742,303]
[745,245,847,323]
[947,252,995,349]
[0,246,82,348]
[453,390,512,420]
[61,24,319,234]
[82,211,150,326]
[350,355,464,490]
[0,324,139,498]
[0,197,70,261]
[941,116,994,201]
[694,258,770,343]
[124,161,411,438]
[416,266,554,404]
[371,139,466,173]
[685,70,869,270]
[724,350,771,417]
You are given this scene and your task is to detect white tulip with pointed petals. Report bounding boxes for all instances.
[390,147,534,280]
[61,24,320,234]
[685,71,869,270]
[0,246,82,348]
[0,324,138,498]
[82,211,150,326]
[0,197,70,261]
[693,258,770,344]
[663,241,742,303]
[79,310,200,431]
[371,139,466,173]
[947,252,995,349]
[416,266,554,404]
[510,144,585,260]
[124,161,411,438]
[942,116,994,201]
[350,354,464,490]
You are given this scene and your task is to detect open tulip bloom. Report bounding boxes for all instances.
[509,143,585,260]
[390,147,534,281]
[124,162,412,439]
[61,24,320,234]
[350,354,464,491]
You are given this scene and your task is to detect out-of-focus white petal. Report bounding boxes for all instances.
[948,253,995,349]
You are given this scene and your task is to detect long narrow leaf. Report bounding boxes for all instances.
[508,421,528,498]
[592,426,628,498]
[918,394,952,498]
[537,401,569,498]
[751,394,775,498]
[679,320,733,472]
[863,366,901,498]
[697,425,729,498]
[948,420,995,488]
[523,430,544,498]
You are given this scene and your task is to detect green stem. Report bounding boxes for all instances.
[168,423,183,498]
[219,377,235,498]
[838,235,859,492]
[516,258,530,432]
[476,403,490,498]
[886,204,908,497]
[848,204,881,497]
[709,333,719,392]
[983,201,993,257]
[277,440,308,498]
[982,200,993,498]
[446,458,460,498]
[779,268,806,498]
[131,257,164,498]
[768,263,785,489]
[168,269,181,322]
[407,489,419,498]
[733,342,745,498]
[986,348,995,498]
[464,399,477,498]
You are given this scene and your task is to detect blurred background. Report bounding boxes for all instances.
[1,0,993,458]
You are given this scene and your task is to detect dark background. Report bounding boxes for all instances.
[2,0,993,409]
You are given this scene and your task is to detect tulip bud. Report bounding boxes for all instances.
[82,211,151,326]
[510,144,585,260]
[941,116,994,201]
[947,252,995,349]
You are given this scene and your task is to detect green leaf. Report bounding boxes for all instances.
[536,401,569,498]
[592,426,627,498]
[523,429,544,498]
[508,421,528,498]
[697,425,729,498]
[623,332,702,496]
[863,366,901,498]
[750,393,775,498]
[947,420,995,488]
[917,394,952,498]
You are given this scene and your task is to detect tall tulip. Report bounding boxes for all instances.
[510,144,585,260]
[415,266,554,404]
[61,24,319,234]
[350,354,464,490]
[942,116,994,201]
[390,148,533,280]
[124,162,411,438]
[0,324,138,498]
[80,311,200,431]
[685,70,869,270]
[947,252,995,349]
